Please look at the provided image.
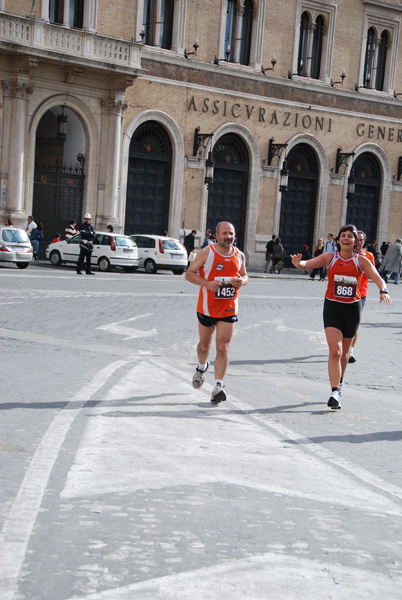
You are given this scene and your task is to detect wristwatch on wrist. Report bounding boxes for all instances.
[379,289,389,294]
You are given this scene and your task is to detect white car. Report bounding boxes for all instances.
[130,234,187,274]
[46,231,139,272]
[0,227,33,269]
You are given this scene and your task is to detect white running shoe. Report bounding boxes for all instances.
[192,361,209,389]
[327,389,341,410]
[211,383,226,404]
[339,382,343,399]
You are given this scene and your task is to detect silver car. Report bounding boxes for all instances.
[0,227,33,269]
[46,231,139,272]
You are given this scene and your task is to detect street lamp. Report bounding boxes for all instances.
[204,151,215,187]
[57,106,68,143]
[279,160,289,194]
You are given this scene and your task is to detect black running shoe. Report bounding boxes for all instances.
[211,383,226,404]
[327,390,341,410]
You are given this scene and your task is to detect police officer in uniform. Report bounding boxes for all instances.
[77,213,96,275]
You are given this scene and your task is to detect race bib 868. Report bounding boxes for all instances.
[333,274,358,299]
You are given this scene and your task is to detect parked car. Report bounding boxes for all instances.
[46,232,139,272]
[0,227,33,269]
[130,234,187,274]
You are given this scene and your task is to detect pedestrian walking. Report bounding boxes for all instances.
[25,216,37,238]
[30,222,44,260]
[183,229,197,267]
[291,224,391,410]
[348,230,375,363]
[185,221,248,404]
[380,238,402,285]
[265,234,276,273]
[272,237,285,273]
[77,213,96,275]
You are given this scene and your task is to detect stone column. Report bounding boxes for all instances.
[63,0,70,26]
[41,0,50,21]
[100,97,128,227]
[305,23,316,78]
[233,5,245,64]
[2,80,34,216]
[370,35,380,89]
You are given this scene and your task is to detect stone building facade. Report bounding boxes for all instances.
[1,0,402,268]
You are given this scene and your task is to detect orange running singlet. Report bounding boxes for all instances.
[197,244,244,318]
[358,249,375,298]
[325,252,362,303]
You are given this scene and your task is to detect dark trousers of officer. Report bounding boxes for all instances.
[77,246,93,274]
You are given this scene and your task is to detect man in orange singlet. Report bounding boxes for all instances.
[185,221,248,404]
[348,229,375,363]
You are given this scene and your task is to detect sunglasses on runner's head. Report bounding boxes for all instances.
[338,224,358,237]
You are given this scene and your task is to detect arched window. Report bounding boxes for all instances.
[311,15,324,79]
[143,0,174,49]
[297,12,310,76]
[363,27,376,88]
[298,12,324,79]
[376,30,388,91]
[224,0,253,65]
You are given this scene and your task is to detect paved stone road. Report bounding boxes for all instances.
[0,262,402,599]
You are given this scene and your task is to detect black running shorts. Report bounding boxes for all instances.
[197,312,238,327]
[323,298,362,338]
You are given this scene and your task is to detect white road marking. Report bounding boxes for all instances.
[97,314,158,339]
[61,360,402,515]
[66,551,402,600]
[0,360,130,600]
[58,358,402,599]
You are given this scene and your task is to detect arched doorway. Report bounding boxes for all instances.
[347,153,380,241]
[33,107,86,256]
[279,143,318,262]
[125,121,172,235]
[206,134,249,250]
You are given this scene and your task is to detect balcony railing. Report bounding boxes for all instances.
[0,13,142,71]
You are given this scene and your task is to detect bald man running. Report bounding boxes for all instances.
[185,221,248,404]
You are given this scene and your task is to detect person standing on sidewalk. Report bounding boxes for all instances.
[321,232,337,280]
[348,230,375,364]
[185,221,248,404]
[309,237,325,280]
[65,220,77,240]
[291,224,391,410]
[77,213,96,275]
